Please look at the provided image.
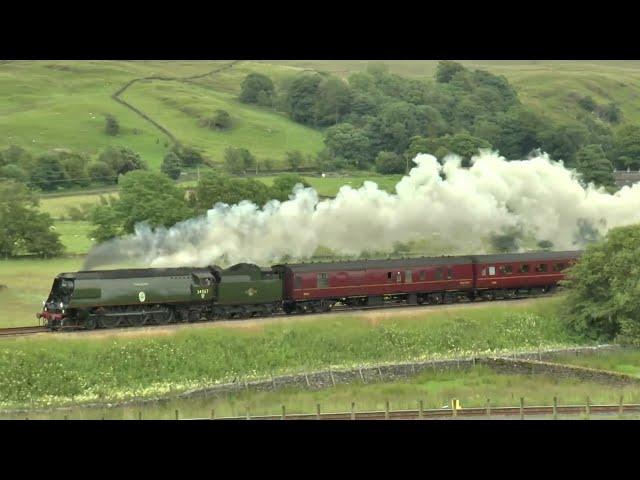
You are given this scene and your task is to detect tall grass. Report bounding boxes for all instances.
[0,298,585,409]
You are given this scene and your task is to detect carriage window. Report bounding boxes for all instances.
[520,264,530,273]
[387,272,392,280]
[481,268,486,276]
[447,268,453,279]
[317,273,328,288]
[499,265,513,275]
[435,268,443,280]
[535,264,548,273]
[553,263,566,272]
[406,271,413,283]
[419,270,426,281]
[295,275,302,289]
[488,266,496,276]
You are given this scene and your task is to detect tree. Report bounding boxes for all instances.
[89,171,193,239]
[574,145,614,188]
[202,110,232,130]
[442,133,492,167]
[30,153,69,191]
[324,123,372,168]
[170,144,204,167]
[0,164,28,182]
[539,122,590,166]
[436,61,466,83]
[59,151,90,187]
[270,174,310,201]
[285,151,304,171]
[105,114,120,136]
[193,171,273,212]
[375,151,405,174]
[562,224,640,344]
[239,73,275,104]
[284,73,323,125]
[224,147,255,174]
[98,146,147,177]
[87,161,117,185]
[578,96,597,112]
[596,103,622,123]
[0,180,63,257]
[314,76,352,126]
[613,124,640,170]
[161,152,182,180]
[87,196,123,242]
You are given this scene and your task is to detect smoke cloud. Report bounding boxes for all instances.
[83,151,640,269]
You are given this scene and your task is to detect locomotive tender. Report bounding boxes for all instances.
[37,251,580,330]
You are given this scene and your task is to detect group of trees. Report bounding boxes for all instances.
[562,224,640,344]
[89,170,310,242]
[0,142,208,191]
[0,145,148,191]
[237,62,640,188]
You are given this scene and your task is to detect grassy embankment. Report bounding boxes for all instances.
[0,296,589,410]
[551,350,640,377]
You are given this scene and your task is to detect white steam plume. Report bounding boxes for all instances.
[83,151,640,269]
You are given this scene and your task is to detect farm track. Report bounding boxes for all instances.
[202,404,640,420]
[0,295,550,339]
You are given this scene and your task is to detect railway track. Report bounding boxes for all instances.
[0,295,552,338]
[0,326,48,337]
[202,404,640,420]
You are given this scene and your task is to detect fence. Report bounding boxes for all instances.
[33,396,640,420]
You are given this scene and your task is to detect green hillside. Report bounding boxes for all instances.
[3,60,640,172]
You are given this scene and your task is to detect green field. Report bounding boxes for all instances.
[0,257,84,328]
[551,350,640,377]
[2,364,637,419]
[0,295,584,409]
[4,60,640,173]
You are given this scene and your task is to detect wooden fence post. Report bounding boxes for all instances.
[520,397,524,420]
[351,402,356,420]
[316,403,321,420]
[553,396,557,420]
[246,406,250,420]
[64,415,68,421]
[385,400,390,420]
[585,397,590,419]
[210,409,215,420]
[419,400,424,420]
[329,368,336,387]
[175,409,179,420]
[138,411,142,421]
[281,405,286,420]
[486,398,491,418]
[619,395,624,417]
[452,398,457,418]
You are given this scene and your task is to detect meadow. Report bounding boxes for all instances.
[0,296,587,409]
[550,350,640,377]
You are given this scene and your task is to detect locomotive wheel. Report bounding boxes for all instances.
[130,314,146,327]
[99,315,119,329]
[84,316,97,330]
[154,310,173,326]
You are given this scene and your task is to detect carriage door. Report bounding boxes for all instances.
[405,270,412,283]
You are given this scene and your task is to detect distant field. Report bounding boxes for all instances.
[121,79,325,164]
[0,257,84,328]
[5,60,640,174]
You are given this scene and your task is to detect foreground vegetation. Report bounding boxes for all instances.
[0,296,586,409]
[4,362,640,419]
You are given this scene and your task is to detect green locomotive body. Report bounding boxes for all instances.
[38,263,284,330]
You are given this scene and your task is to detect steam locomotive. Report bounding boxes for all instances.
[37,250,580,330]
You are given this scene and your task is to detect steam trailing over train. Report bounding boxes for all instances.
[83,151,640,270]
